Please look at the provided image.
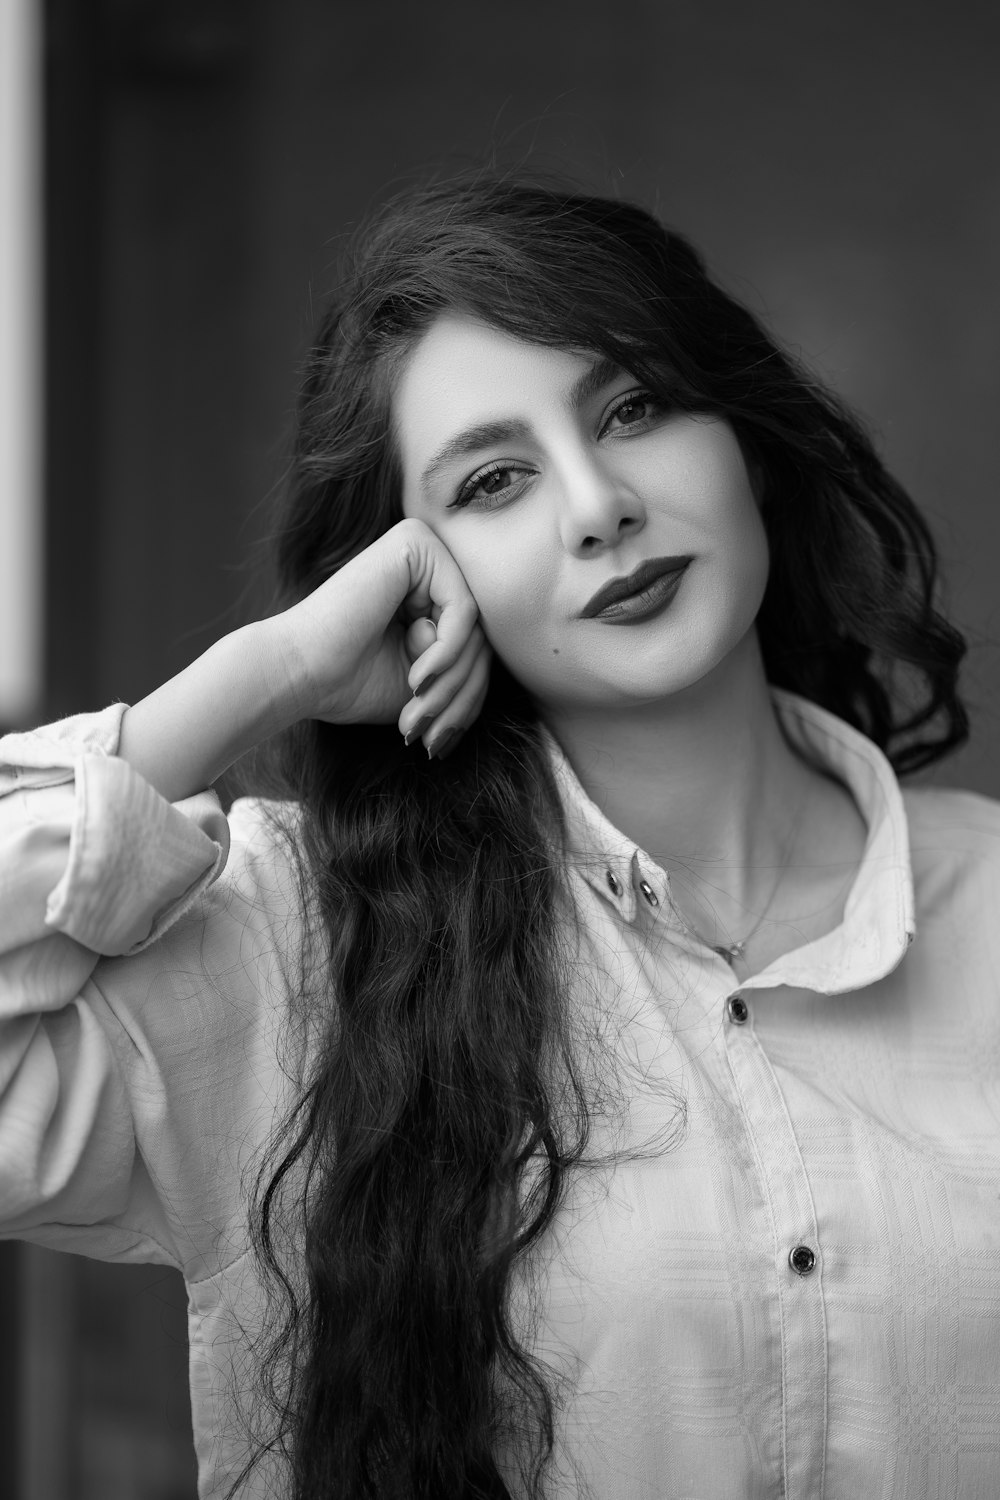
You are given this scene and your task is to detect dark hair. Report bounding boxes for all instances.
[237,172,967,1499]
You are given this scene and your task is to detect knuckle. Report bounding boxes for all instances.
[393,516,426,563]
[456,594,480,627]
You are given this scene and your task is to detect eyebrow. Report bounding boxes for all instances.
[419,353,627,495]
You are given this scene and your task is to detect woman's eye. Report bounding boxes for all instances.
[480,467,511,495]
[451,463,531,510]
[604,391,662,434]
[617,398,648,423]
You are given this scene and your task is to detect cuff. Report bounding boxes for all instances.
[44,754,231,956]
[0,704,128,794]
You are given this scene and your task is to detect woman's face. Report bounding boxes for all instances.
[395,313,769,714]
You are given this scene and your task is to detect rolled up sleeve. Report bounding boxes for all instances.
[1,705,230,963]
[0,708,237,1262]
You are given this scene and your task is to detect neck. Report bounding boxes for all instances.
[541,632,818,922]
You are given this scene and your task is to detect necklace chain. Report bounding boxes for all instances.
[699,778,811,967]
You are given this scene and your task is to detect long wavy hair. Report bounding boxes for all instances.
[235,172,968,1499]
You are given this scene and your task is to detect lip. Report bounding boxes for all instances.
[579,555,693,620]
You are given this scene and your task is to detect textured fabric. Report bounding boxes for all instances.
[1,694,999,1499]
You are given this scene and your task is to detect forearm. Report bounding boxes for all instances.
[118,618,306,803]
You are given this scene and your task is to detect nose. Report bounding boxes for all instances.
[556,450,646,556]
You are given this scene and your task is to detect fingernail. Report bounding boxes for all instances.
[428,726,461,761]
[413,673,438,698]
[404,715,433,747]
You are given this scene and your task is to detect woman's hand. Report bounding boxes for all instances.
[270,518,492,757]
[119,521,491,804]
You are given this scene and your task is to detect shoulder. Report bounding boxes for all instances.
[903,783,1000,859]
[217,794,305,922]
[171,794,311,991]
[903,784,1000,930]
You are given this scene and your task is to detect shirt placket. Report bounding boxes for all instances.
[722,980,828,1500]
[629,852,828,1494]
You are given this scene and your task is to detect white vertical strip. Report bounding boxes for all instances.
[0,0,42,723]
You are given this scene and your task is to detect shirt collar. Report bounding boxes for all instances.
[541,688,915,995]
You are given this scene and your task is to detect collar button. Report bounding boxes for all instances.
[638,879,659,908]
[606,869,623,898]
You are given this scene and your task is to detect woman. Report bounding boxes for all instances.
[2,174,997,1500]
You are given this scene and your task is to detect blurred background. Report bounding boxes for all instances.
[2,0,999,1494]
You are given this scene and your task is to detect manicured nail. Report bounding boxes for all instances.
[427,726,461,761]
[404,714,433,747]
[413,672,438,698]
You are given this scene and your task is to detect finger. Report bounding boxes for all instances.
[398,632,490,742]
[406,593,480,695]
[399,627,485,730]
[425,643,493,758]
[395,531,480,694]
[404,616,437,664]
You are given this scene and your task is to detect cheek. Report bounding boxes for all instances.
[448,528,556,648]
[690,441,770,589]
[734,495,770,571]
[718,493,770,605]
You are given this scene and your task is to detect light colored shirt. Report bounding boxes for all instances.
[1,691,999,1500]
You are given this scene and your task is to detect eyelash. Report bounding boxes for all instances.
[448,389,665,510]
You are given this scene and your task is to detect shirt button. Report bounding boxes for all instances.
[727,994,749,1024]
[638,879,659,908]
[788,1244,817,1276]
[606,869,623,897]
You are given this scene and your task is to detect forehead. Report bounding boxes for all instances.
[395,310,590,405]
[392,313,613,473]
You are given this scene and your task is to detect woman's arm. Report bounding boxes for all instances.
[0,519,489,1250]
[0,714,231,1260]
[118,518,491,803]
[116,619,300,806]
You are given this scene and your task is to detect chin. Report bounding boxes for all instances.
[598,636,756,709]
[494,610,759,713]
[516,661,709,716]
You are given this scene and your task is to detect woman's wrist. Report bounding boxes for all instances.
[118,618,310,804]
[255,609,322,728]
